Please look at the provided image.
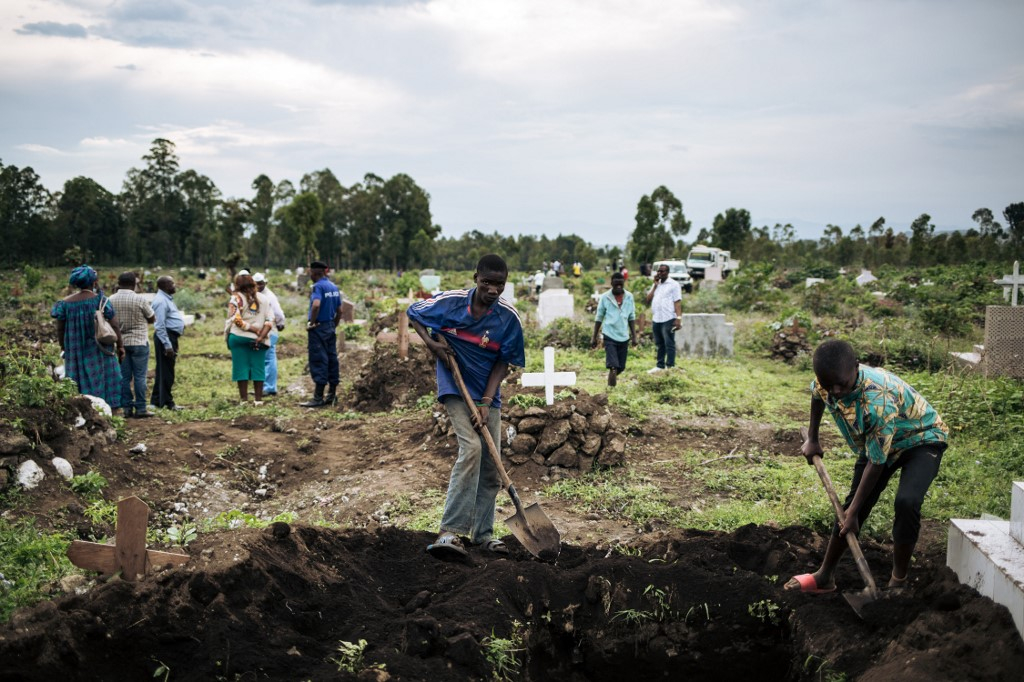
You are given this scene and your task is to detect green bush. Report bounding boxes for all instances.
[0,346,77,411]
[724,263,784,312]
[22,265,41,290]
[539,317,593,349]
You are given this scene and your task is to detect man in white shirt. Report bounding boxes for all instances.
[644,263,682,371]
[253,273,287,396]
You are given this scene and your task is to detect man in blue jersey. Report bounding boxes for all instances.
[408,254,526,559]
[300,261,342,408]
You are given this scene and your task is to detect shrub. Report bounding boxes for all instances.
[22,265,41,291]
[539,317,592,349]
[724,263,784,312]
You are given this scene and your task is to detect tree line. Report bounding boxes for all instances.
[3,142,1022,272]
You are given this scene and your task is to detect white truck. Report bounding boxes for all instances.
[651,260,693,293]
[686,245,738,279]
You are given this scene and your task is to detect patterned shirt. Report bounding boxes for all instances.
[595,290,636,343]
[109,290,154,346]
[812,364,948,466]
[407,288,525,409]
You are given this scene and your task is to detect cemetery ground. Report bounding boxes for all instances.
[1,266,1023,680]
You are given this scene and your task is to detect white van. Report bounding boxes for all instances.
[651,260,693,293]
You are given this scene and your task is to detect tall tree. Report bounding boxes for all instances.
[711,207,751,253]
[283,192,324,266]
[54,177,123,264]
[178,169,222,265]
[121,138,185,263]
[0,161,54,264]
[1003,202,1024,252]
[380,173,436,270]
[249,174,275,266]
[301,169,346,268]
[908,213,934,265]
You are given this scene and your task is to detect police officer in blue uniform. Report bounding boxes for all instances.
[300,261,342,408]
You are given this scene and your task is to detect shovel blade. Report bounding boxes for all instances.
[842,588,881,619]
[505,503,561,561]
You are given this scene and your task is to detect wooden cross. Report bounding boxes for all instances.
[994,261,1022,307]
[521,346,577,405]
[67,496,189,582]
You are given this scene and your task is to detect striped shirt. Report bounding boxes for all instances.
[109,290,155,346]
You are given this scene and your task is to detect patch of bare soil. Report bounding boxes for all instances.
[1,397,1022,680]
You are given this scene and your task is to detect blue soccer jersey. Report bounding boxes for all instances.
[407,288,525,408]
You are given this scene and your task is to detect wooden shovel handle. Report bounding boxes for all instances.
[801,428,879,595]
[437,335,514,490]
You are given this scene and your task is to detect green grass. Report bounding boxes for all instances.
[0,516,78,622]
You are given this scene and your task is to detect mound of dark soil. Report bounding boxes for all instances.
[1,524,1020,681]
[347,342,437,412]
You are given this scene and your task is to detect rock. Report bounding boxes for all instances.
[267,521,291,540]
[516,417,547,434]
[569,412,588,434]
[502,422,516,445]
[536,420,571,455]
[17,460,45,489]
[50,457,74,480]
[59,574,88,594]
[84,395,112,417]
[578,456,594,472]
[404,590,431,613]
[549,402,573,419]
[0,431,32,455]
[530,453,546,466]
[523,406,549,418]
[0,469,9,488]
[593,393,608,406]
[37,442,54,458]
[510,433,537,455]
[547,444,578,468]
[598,433,627,466]
[445,632,483,667]
[506,405,525,420]
[130,443,147,454]
[581,433,603,456]
[402,616,441,656]
[588,412,611,434]
[508,453,531,465]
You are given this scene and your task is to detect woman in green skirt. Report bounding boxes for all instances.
[226,273,273,405]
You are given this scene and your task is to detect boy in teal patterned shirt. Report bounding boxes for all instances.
[785,340,948,594]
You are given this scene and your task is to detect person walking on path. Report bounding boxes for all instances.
[408,254,525,559]
[253,272,286,396]
[644,263,682,372]
[785,339,948,594]
[52,265,125,412]
[591,272,637,387]
[300,261,342,408]
[227,273,274,405]
[151,275,186,410]
[109,272,155,418]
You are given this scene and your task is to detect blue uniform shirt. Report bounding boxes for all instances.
[309,277,341,323]
[407,288,525,408]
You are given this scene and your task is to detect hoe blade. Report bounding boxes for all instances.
[842,588,881,619]
[505,503,561,561]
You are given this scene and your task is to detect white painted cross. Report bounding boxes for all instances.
[994,261,1022,307]
[521,346,577,405]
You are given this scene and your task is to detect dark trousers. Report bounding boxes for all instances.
[652,320,676,368]
[603,336,629,371]
[151,331,179,408]
[307,324,339,386]
[837,444,944,545]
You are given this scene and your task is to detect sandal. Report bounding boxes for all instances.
[426,533,468,560]
[783,573,836,594]
[477,539,510,555]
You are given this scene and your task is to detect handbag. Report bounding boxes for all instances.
[94,296,118,346]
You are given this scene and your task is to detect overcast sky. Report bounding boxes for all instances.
[2,0,1022,245]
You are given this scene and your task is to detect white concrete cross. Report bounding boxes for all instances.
[521,346,577,405]
[994,261,1022,307]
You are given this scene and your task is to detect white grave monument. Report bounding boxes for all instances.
[676,314,734,358]
[951,261,1024,378]
[499,284,516,305]
[855,269,878,286]
[537,288,574,328]
[947,481,1024,640]
[521,346,576,405]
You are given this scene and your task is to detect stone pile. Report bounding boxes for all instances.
[770,321,811,362]
[432,389,627,475]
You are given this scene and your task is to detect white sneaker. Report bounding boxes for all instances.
[647,367,663,374]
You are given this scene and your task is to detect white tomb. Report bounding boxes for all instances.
[805,278,826,288]
[947,481,1024,640]
[676,313,734,358]
[537,289,574,328]
[520,346,576,405]
[499,285,516,305]
[855,269,878,286]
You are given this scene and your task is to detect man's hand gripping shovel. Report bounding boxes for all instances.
[800,428,881,618]
[435,335,561,561]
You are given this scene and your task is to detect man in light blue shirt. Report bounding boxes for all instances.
[151,276,186,410]
[591,272,637,387]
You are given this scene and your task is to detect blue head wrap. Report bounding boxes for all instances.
[69,265,98,289]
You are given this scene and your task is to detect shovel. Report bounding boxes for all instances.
[439,337,561,561]
[800,428,881,617]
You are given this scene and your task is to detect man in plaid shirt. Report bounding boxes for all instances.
[110,272,155,418]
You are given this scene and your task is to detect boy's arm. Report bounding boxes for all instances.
[628,319,637,346]
[802,397,826,462]
[591,321,603,348]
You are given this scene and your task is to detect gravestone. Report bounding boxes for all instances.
[67,496,189,581]
[520,346,577,405]
[499,284,516,305]
[420,275,441,292]
[676,314,734,358]
[541,276,564,292]
[951,262,1024,378]
[805,278,825,288]
[537,289,574,328]
[856,269,878,286]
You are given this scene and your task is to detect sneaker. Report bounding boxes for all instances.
[134,411,154,419]
[253,401,264,407]
[647,366,663,374]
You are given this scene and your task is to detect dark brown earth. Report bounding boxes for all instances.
[1,345,1023,681]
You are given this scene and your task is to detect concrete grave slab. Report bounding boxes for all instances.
[537,289,574,328]
[542,276,565,291]
[676,313,734,358]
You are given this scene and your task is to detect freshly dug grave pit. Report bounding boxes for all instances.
[1,524,1021,681]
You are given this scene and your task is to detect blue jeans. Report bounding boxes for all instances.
[120,345,149,415]
[439,395,503,544]
[263,332,279,393]
[652,320,676,368]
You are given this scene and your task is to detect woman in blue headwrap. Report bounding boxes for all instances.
[52,265,125,412]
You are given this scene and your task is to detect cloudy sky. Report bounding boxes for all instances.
[2,0,1022,245]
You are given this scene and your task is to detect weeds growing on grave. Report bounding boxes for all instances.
[68,470,108,500]
[0,516,76,623]
[481,621,524,682]
[329,639,385,675]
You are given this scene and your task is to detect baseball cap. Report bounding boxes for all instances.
[253,272,266,283]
